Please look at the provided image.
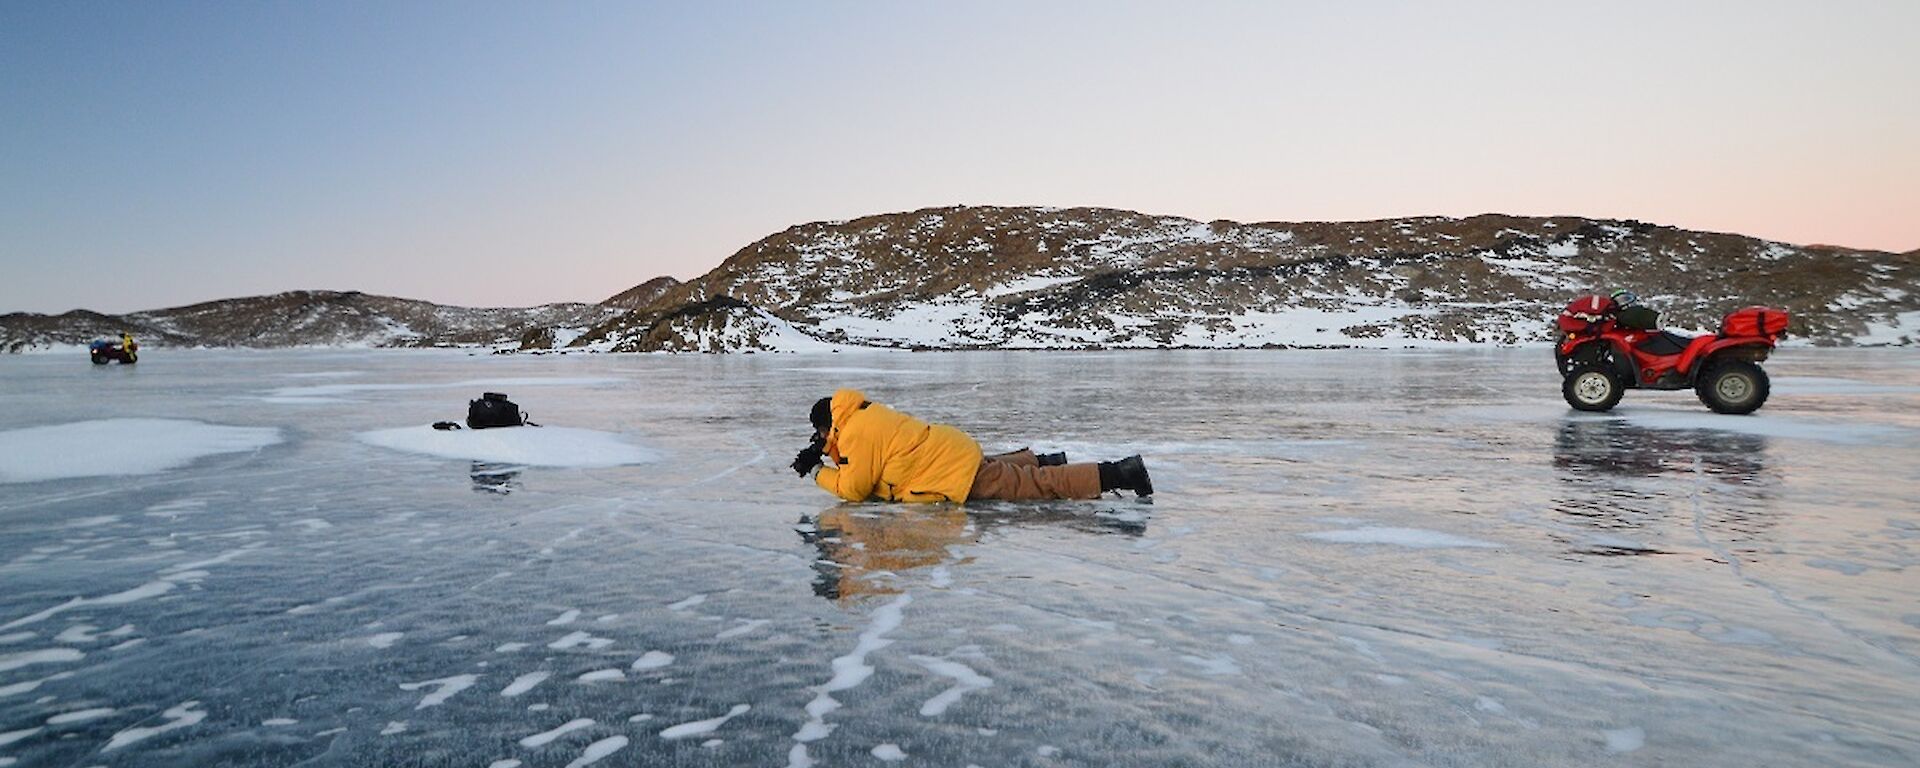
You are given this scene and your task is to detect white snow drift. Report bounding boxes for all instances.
[0,419,282,484]
[357,426,657,468]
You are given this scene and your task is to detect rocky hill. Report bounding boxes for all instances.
[600,276,682,310]
[558,206,1919,352]
[8,208,1911,354]
[0,290,623,353]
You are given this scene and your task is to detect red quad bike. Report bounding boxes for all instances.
[1555,297,1790,414]
[89,337,139,365]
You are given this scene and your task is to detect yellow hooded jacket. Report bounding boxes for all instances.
[816,389,983,503]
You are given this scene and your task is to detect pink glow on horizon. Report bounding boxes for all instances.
[1,2,1915,314]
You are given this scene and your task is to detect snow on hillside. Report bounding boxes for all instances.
[567,207,1918,353]
[609,303,864,353]
[1855,311,1920,346]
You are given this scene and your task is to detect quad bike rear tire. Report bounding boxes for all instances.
[1696,360,1769,414]
[1563,364,1624,412]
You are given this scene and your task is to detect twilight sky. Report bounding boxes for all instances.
[2,1,1915,314]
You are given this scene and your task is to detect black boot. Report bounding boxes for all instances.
[1035,452,1067,466]
[1097,455,1153,497]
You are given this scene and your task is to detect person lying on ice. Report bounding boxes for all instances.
[790,389,1153,502]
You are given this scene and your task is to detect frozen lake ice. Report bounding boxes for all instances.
[1,348,1917,767]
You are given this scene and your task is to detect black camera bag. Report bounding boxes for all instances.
[466,392,526,429]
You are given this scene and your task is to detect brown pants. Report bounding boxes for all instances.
[968,449,1102,501]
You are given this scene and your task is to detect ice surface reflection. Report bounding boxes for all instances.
[802,501,1149,603]
[469,462,523,495]
[0,348,1915,767]
[1549,418,1781,556]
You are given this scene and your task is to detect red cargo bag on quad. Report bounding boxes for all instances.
[1557,294,1616,334]
[1720,306,1790,338]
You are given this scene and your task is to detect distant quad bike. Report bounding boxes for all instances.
[1554,296,1789,414]
[89,336,139,365]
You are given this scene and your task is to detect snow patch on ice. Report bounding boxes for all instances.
[519,718,593,747]
[358,426,656,468]
[0,671,72,699]
[716,619,769,639]
[1627,609,1778,646]
[564,735,628,767]
[1604,726,1646,753]
[1805,559,1867,576]
[576,669,625,683]
[0,648,83,673]
[549,631,613,650]
[399,674,477,709]
[500,671,550,697]
[1182,653,1242,676]
[871,743,908,761]
[46,707,114,725]
[631,650,674,670]
[660,704,749,739]
[1301,527,1499,549]
[0,419,281,484]
[910,655,993,716]
[366,632,403,649]
[164,544,262,574]
[1,577,181,628]
[104,700,206,751]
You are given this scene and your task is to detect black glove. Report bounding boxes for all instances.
[791,435,826,476]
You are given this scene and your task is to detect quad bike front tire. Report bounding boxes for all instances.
[1563,364,1625,412]
[1696,360,1770,414]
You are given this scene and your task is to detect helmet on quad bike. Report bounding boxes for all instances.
[1610,290,1639,308]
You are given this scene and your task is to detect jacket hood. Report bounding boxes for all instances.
[824,388,869,463]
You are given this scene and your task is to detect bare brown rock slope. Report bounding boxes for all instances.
[601,276,682,310]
